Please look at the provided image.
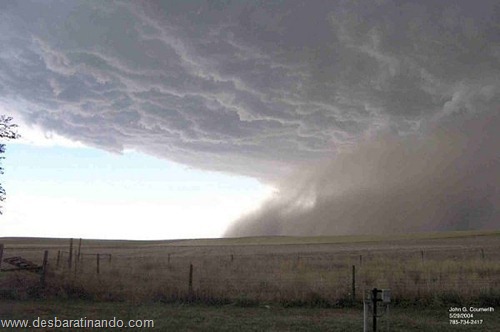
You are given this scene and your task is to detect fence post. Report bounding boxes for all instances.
[68,238,73,269]
[56,250,61,268]
[168,254,171,264]
[40,250,49,287]
[0,244,3,270]
[188,264,193,295]
[359,255,363,265]
[77,238,82,262]
[96,254,100,275]
[481,248,485,260]
[372,288,379,332]
[352,265,356,302]
[108,254,112,263]
[420,250,424,262]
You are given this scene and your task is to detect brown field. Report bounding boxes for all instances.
[1,230,499,307]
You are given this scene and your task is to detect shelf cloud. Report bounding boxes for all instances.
[0,1,498,235]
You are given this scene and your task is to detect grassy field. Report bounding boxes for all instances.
[0,230,499,330]
[1,300,499,331]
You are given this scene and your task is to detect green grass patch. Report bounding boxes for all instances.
[0,300,498,331]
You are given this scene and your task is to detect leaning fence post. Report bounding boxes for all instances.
[96,254,100,275]
[40,250,49,287]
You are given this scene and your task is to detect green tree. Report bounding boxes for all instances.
[0,115,20,213]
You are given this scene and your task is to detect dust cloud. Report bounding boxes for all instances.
[225,112,499,237]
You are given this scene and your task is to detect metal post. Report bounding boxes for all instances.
[372,288,378,332]
[371,288,384,331]
[363,294,368,332]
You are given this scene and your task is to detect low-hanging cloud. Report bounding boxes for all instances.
[226,110,499,236]
[0,1,499,235]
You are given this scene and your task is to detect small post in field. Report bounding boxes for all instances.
[359,255,363,265]
[372,288,380,332]
[96,254,100,274]
[77,238,82,262]
[231,254,234,262]
[168,254,171,264]
[0,243,4,270]
[480,248,485,260]
[40,250,49,287]
[420,250,424,262]
[68,238,73,269]
[108,254,112,263]
[56,250,61,268]
[188,264,193,295]
[352,265,356,302]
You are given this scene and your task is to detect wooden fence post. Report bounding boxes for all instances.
[359,255,362,265]
[108,254,112,263]
[68,238,73,269]
[77,238,82,262]
[56,250,61,268]
[481,248,485,260]
[188,264,193,295]
[96,254,100,275]
[0,244,3,270]
[420,250,424,262]
[352,265,356,302]
[40,250,49,287]
[168,254,171,264]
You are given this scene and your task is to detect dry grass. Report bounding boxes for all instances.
[1,230,499,307]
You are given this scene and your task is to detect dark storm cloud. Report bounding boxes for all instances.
[0,0,499,234]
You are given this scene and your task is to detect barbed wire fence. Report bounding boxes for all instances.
[0,239,498,304]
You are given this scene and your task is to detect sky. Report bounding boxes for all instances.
[0,0,498,239]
